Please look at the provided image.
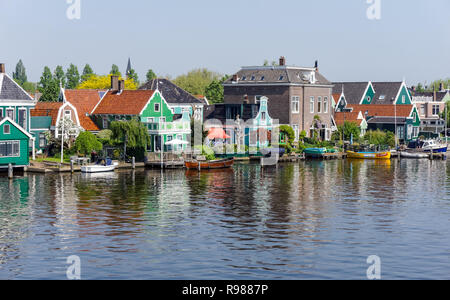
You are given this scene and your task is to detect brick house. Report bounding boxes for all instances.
[223,57,334,141]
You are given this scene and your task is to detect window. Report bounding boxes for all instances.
[413,127,419,138]
[420,104,426,116]
[242,76,247,81]
[0,141,20,157]
[64,110,72,121]
[250,76,255,81]
[147,117,154,123]
[0,108,3,120]
[18,109,27,130]
[324,97,328,113]
[261,112,266,121]
[4,124,10,134]
[39,133,46,148]
[160,117,166,123]
[255,95,262,104]
[260,76,265,81]
[367,96,371,103]
[291,96,300,113]
[154,103,160,112]
[402,95,406,104]
[379,95,386,100]
[6,108,14,120]
[102,117,108,129]
[310,97,315,113]
[432,105,440,115]
[279,76,284,81]
[318,97,322,113]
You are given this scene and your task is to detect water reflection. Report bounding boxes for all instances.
[0,159,449,279]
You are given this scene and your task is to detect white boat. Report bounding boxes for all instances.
[81,161,119,173]
[421,140,448,153]
[400,151,429,159]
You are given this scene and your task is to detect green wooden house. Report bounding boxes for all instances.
[0,117,33,168]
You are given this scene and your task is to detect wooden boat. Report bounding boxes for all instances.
[400,151,429,159]
[81,159,119,173]
[304,148,327,158]
[185,158,234,170]
[346,151,391,159]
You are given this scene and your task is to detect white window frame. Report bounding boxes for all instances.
[102,116,108,129]
[0,141,20,158]
[318,97,322,113]
[154,103,160,112]
[324,97,328,113]
[310,97,315,113]
[39,133,46,148]
[18,108,27,130]
[4,124,11,134]
[6,108,14,121]
[64,109,72,121]
[402,95,406,104]
[291,96,300,114]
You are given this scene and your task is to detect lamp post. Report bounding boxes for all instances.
[60,118,64,164]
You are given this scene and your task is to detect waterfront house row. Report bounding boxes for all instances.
[0,63,35,168]
[223,57,334,142]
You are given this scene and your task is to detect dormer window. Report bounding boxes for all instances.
[241,76,247,81]
[250,76,255,81]
[260,76,265,81]
[379,95,385,100]
[4,124,10,134]
[279,76,284,81]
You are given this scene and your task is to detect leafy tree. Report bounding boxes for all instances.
[127,68,139,85]
[13,59,27,86]
[110,64,121,76]
[81,64,94,82]
[363,130,394,147]
[110,118,150,160]
[279,125,295,153]
[332,121,361,143]
[77,74,138,90]
[21,81,37,94]
[204,79,224,104]
[146,69,157,82]
[173,68,222,96]
[54,65,66,88]
[38,66,59,102]
[66,64,80,89]
[74,131,103,155]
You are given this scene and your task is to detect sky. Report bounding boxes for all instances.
[0,0,449,85]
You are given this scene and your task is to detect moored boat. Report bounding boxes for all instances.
[185,158,234,170]
[304,148,327,158]
[400,151,429,159]
[81,159,119,173]
[408,139,448,153]
[346,151,391,159]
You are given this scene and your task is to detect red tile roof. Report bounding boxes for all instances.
[334,112,363,126]
[64,89,105,131]
[30,102,64,126]
[92,90,155,116]
[348,104,413,118]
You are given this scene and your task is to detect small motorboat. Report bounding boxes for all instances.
[400,151,429,159]
[346,151,391,159]
[304,148,327,158]
[81,158,119,173]
[408,139,448,153]
[185,158,234,170]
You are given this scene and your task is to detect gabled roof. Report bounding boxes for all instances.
[139,78,203,105]
[371,82,403,104]
[224,66,332,86]
[31,102,64,126]
[334,111,364,127]
[0,117,33,139]
[0,73,34,102]
[348,104,413,118]
[411,90,450,102]
[63,89,106,131]
[332,82,369,105]
[92,90,155,115]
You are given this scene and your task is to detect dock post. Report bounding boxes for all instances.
[8,163,13,179]
[429,151,433,160]
[70,160,74,173]
[132,157,136,169]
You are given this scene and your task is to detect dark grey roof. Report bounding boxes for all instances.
[371,82,403,104]
[223,66,331,86]
[332,82,369,105]
[411,91,449,102]
[139,78,203,105]
[367,116,408,124]
[0,74,33,101]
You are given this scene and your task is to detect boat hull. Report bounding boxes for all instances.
[346,151,391,159]
[400,152,429,159]
[185,158,234,170]
[81,162,118,173]
[422,146,448,153]
[304,148,326,158]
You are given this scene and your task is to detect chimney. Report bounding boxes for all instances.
[279,56,286,66]
[439,82,444,92]
[0,63,5,73]
[111,75,119,92]
[243,94,249,104]
[118,80,125,92]
[314,60,319,72]
[232,74,239,82]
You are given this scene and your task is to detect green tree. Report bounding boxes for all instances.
[173,68,222,96]
[146,69,157,82]
[127,68,139,85]
[110,64,121,76]
[110,118,150,160]
[54,65,66,88]
[332,121,361,143]
[74,131,103,156]
[364,129,394,146]
[204,79,224,104]
[38,66,59,102]
[81,64,94,82]
[279,125,296,153]
[66,64,80,89]
[13,59,27,86]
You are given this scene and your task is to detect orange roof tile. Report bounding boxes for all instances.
[30,102,64,126]
[348,104,413,118]
[92,90,155,116]
[334,112,363,126]
[64,89,105,131]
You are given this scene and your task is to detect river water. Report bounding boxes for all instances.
[0,159,449,279]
